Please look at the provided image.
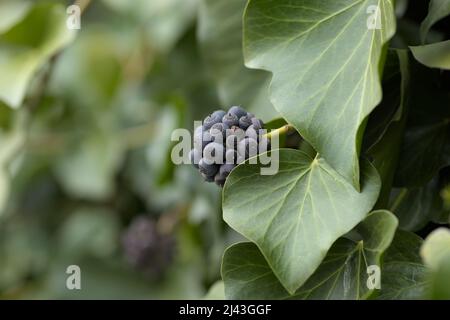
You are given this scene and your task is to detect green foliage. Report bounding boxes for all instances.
[377,231,428,299]
[0,0,449,300]
[197,0,277,121]
[421,228,450,299]
[0,1,75,108]
[222,211,397,299]
[223,149,380,293]
[411,40,450,70]
[243,0,396,189]
[420,0,450,43]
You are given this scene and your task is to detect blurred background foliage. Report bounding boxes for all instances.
[0,0,247,299]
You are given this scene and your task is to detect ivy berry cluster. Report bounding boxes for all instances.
[189,106,270,187]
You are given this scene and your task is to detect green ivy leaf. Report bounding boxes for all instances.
[377,230,428,299]
[222,210,398,299]
[364,49,410,208]
[420,0,450,44]
[243,0,396,189]
[197,0,277,121]
[363,49,409,151]
[0,2,76,108]
[222,149,380,293]
[410,40,450,70]
[389,177,446,232]
[393,61,450,187]
[204,281,225,300]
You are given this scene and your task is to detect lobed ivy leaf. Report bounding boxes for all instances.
[410,40,450,70]
[222,210,398,299]
[0,2,76,108]
[243,0,396,189]
[377,230,429,299]
[420,0,450,44]
[222,149,380,293]
[197,0,277,121]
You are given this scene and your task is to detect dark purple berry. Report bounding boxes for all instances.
[122,216,175,279]
[245,125,260,141]
[203,142,225,164]
[214,172,226,186]
[201,172,215,182]
[219,163,235,177]
[228,106,247,119]
[203,111,224,129]
[199,158,219,176]
[238,137,258,158]
[225,149,238,164]
[210,122,228,143]
[222,113,239,127]
[251,118,264,130]
[211,110,226,119]
[239,115,253,130]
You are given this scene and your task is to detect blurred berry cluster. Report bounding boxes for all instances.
[189,106,270,187]
[122,216,175,279]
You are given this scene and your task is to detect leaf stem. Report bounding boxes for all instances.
[263,124,294,139]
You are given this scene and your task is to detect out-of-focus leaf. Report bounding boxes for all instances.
[102,0,198,53]
[420,0,450,43]
[0,110,27,214]
[0,2,76,108]
[421,228,450,300]
[54,132,123,200]
[222,211,397,300]
[394,61,450,187]
[57,207,120,259]
[0,216,50,292]
[421,228,450,270]
[377,231,428,299]
[197,0,277,121]
[391,19,444,49]
[411,40,450,70]
[50,26,124,108]
[145,28,219,122]
[428,254,450,299]
[0,0,32,34]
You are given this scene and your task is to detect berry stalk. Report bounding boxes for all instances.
[263,124,295,140]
